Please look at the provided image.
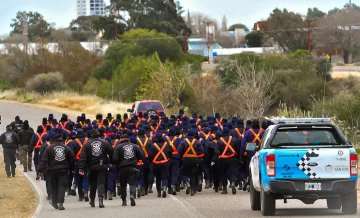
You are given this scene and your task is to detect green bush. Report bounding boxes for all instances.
[0,79,14,91]
[26,72,66,93]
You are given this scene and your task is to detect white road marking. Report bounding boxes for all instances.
[22,171,44,218]
[169,194,198,218]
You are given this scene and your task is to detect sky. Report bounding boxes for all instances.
[0,0,355,35]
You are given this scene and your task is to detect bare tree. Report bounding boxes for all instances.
[189,12,219,38]
[314,9,360,63]
[221,15,228,32]
[231,62,275,119]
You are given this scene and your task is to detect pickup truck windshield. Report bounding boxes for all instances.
[271,128,341,147]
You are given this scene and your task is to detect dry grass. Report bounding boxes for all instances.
[0,90,132,118]
[0,153,37,218]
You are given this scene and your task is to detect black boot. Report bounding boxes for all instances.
[108,191,113,200]
[205,180,210,189]
[137,186,142,198]
[168,186,172,194]
[231,182,236,195]
[176,183,181,192]
[171,185,177,195]
[157,190,161,198]
[141,186,145,196]
[148,185,153,194]
[214,186,219,193]
[197,182,203,192]
[104,192,108,200]
[162,187,167,198]
[221,185,228,194]
[238,180,243,190]
[144,186,148,195]
[122,197,127,206]
[191,187,195,196]
[89,199,95,208]
[84,191,89,202]
[58,203,65,210]
[99,197,105,208]
[185,182,191,195]
[130,195,136,206]
[51,202,58,209]
[117,184,121,196]
[180,181,185,190]
[78,191,84,201]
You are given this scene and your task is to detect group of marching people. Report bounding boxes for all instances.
[23,109,270,209]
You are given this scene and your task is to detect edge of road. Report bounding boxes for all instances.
[21,170,43,218]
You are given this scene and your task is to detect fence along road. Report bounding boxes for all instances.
[0,101,359,218]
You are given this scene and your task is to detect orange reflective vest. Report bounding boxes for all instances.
[165,136,179,155]
[77,121,85,128]
[183,139,204,158]
[151,126,159,132]
[219,136,236,158]
[41,124,47,133]
[216,118,223,126]
[34,133,45,149]
[235,128,245,138]
[137,137,149,158]
[249,128,263,143]
[75,138,88,160]
[152,142,169,164]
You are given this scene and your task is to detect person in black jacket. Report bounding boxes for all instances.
[0,125,20,178]
[38,133,75,210]
[18,120,34,172]
[78,129,113,208]
[113,134,145,206]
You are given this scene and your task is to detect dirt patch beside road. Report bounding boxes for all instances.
[0,153,37,218]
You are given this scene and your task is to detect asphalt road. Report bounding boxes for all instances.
[0,101,359,218]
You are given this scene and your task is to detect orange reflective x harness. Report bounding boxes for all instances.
[235,128,245,138]
[152,142,169,164]
[249,128,263,143]
[165,136,178,155]
[219,136,236,158]
[34,133,45,149]
[65,139,73,146]
[200,131,211,140]
[137,137,149,158]
[183,139,204,158]
[75,138,88,160]
[59,121,68,130]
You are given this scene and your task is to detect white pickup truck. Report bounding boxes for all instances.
[249,118,358,216]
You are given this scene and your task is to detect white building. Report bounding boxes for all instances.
[76,0,109,17]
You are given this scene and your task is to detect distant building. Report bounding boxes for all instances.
[188,38,222,61]
[76,0,109,17]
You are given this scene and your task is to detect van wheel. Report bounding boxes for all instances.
[341,191,357,214]
[250,174,261,211]
[326,198,341,209]
[260,185,276,216]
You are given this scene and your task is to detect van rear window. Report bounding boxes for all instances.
[271,128,341,147]
[139,102,164,111]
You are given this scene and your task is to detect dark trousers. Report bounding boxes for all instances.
[118,166,136,200]
[211,160,220,189]
[143,159,151,190]
[3,148,16,176]
[218,158,238,186]
[33,148,40,174]
[182,158,203,191]
[170,159,180,185]
[108,167,117,191]
[88,169,106,199]
[50,171,68,204]
[151,163,169,191]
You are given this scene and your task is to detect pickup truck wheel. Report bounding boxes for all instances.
[250,174,261,211]
[326,198,341,209]
[341,191,357,214]
[260,186,276,216]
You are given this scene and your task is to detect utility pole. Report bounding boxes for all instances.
[205,21,212,64]
[305,19,318,52]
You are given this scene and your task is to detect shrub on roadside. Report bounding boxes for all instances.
[336,61,345,66]
[0,79,14,91]
[26,72,66,93]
